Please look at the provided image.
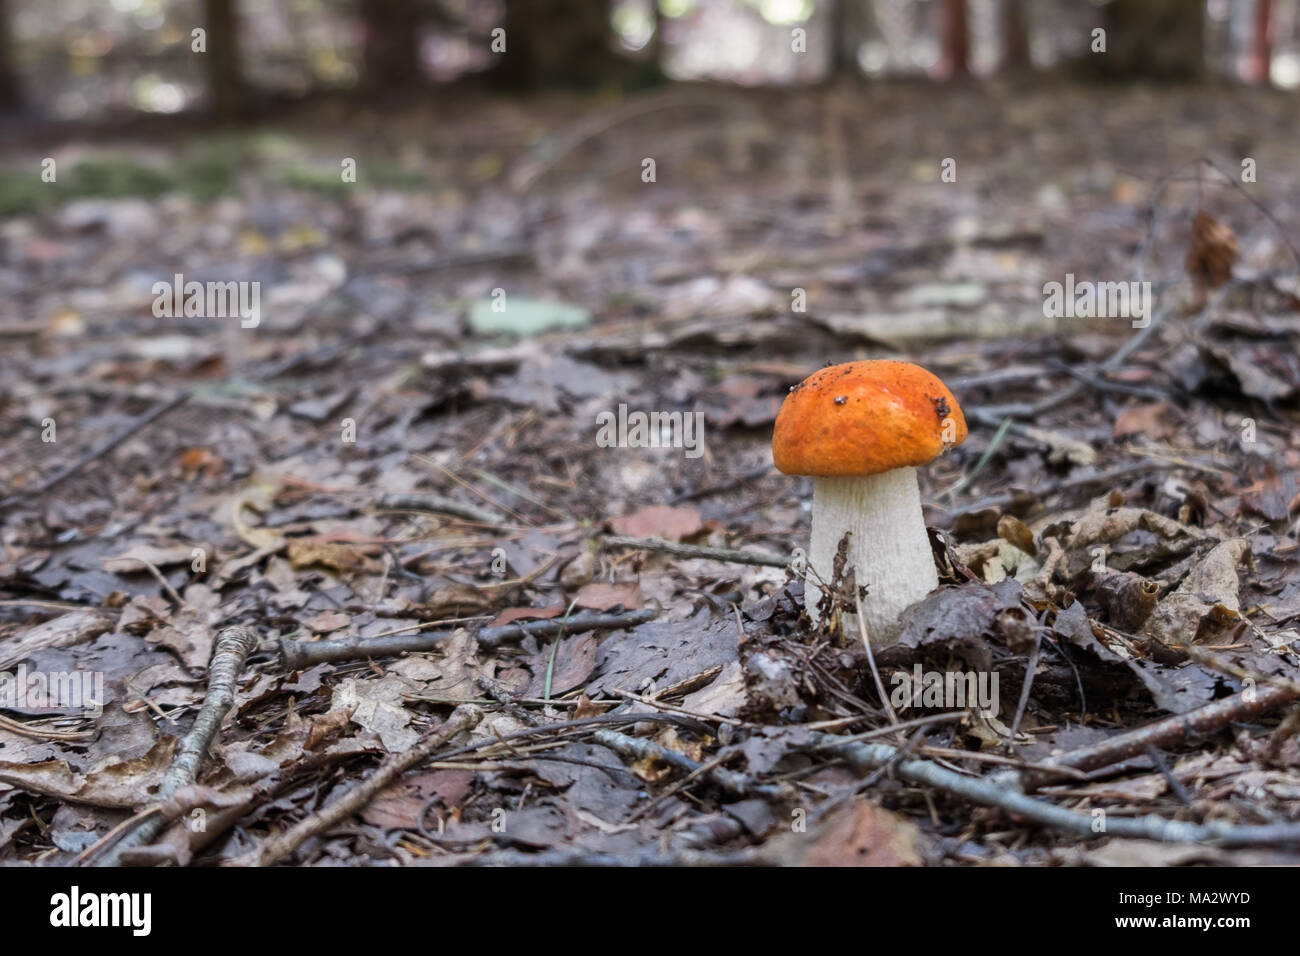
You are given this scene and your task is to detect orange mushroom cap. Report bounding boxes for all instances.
[772,360,967,477]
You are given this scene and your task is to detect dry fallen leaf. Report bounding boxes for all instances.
[102,543,196,573]
[305,610,351,634]
[572,580,644,611]
[0,738,175,809]
[800,800,924,867]
[996,514,1036,557]
[489,605,565,627]
[231,496,286,550]
[288,539,382,575]
[1140,537,1251,649]
[1186,210,1238,298]
[1113,401,1179,440]
[608,505,703,541]
[330,676,419,752]
[0,610,115,671]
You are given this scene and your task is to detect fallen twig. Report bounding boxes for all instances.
[604,534,789,568]
[460,847,762,866]
[95,624,259,866]
[1007,629,1042,742]
[608,686,744,726]
[0,608,115,672]
[592,728,780,798]
[813,730,1300,846]
[0,391,190,512]
[234,704,483,867]
[0,713,93,741]
[412,712,715,765]
[279,607,658,669]
[375,492,506,526]
[968,302,1176,426]
[670,464,773,505]
[1017,681,1300,792]
[933,461,1177,519]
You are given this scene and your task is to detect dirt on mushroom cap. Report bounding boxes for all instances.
[771,360,968,477]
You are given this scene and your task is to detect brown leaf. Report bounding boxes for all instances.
[802,800,923,866]
[362,770,474,829]
[489,605,565,627]
[1140,538,1251,649]
[1093,571,1159,633]
[527,633,599,697]
[304,707,354,750]
[0,610,115,671]
[996,514,1036,557]
[102,544,196,573]
[1113,402,1179,440]
[572,694,605,719]
[287,539,381,575]
[305,610,351,634]
[1237,462,1300,523]
[1186,211,1238,297]
[421,583,499,619]
[178,446,224,478]
[0,738,175,808]
[608,505,703,541]
[572,580,644,611]
[559,550,596,588]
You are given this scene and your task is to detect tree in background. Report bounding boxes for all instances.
[204,0,245,122]
[1093,0,1205,80]
[935,0,969,79]
[1245,0,1272,84]
[1000,0,1030,73]
[492,0,629,89]
[360,0,425,91]
[828,0,869,79]
[0,0,19,111]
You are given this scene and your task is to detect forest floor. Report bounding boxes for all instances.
[2,80,1299,866]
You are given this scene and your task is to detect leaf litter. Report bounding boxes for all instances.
[1,84,1299,866]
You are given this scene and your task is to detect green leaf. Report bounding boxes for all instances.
[467,297,592,336]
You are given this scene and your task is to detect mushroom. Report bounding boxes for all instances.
[772,360,967,642]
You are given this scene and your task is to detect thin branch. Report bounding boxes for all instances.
[813,731,1300,846]
[375,492,507,526]
[604,534,789,568]
[95,624,259,866]
[1,391,189,512]
[279,607,657,668]
[592,729,780,799]
[235,704,483,867]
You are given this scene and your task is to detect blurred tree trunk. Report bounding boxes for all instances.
[828,0,858,78]
[936,0,970,79]
[361,0,424,91]
[1000,0,1030,73]
[1245,0,1273,84]
[492,0,621,89]
[1095,0,1204,80]
[0,0,18,111]
[205,0,244,123]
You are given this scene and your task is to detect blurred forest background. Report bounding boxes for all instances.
[0,0,1293,124]
[4,1,1300,869]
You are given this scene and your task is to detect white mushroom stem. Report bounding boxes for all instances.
[805,467,938,643]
